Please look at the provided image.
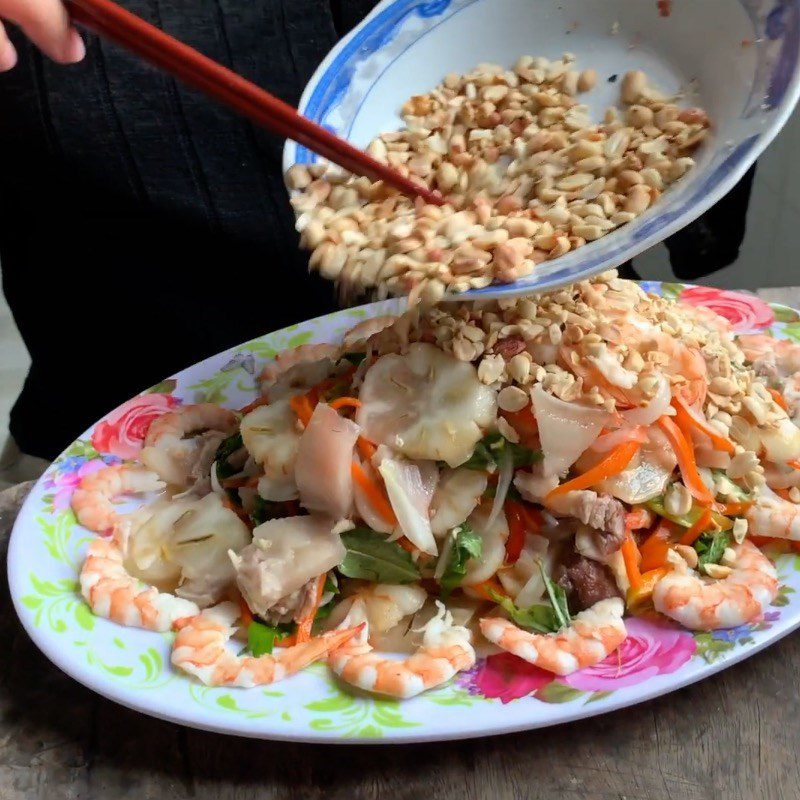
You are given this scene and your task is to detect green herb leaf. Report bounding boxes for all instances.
[540,561,571,631]
[323,574,339,596]
[339,528,421,584]
[439,524,483,596]
[246,621,287,657]
[215,433,244,480]
[462,432,542,472]
[694,529,732,569]
[342,352,367,366]
[487,561,570,633]
[250,496,298,526]
[489,592,562,633]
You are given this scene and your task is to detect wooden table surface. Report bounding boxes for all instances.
[4,288,800,800]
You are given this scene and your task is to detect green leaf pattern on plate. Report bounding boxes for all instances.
[188,684,284,719]
[21,573,89,634]
[38,510,89,569]
[305,688,421,738]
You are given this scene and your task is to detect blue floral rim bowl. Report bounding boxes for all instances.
[284,0,800,298]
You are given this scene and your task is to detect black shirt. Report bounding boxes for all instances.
[0,0,377,459]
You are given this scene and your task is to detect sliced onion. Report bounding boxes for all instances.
[379,457,438,555]
[620,373,671,427]
[486,445,514,529]
[591,425,648,453]
[515,551,554,607]
[531,384,610,477]
[434,531,455,581]
[210,461,225,496]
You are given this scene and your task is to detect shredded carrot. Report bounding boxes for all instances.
[775,487,794,501]
[547,440,640,500]
[330,396,362,411]
[470,578,508,602]
[626,567,669,613]
[357,437,377,462]
[289,393,315,427]
[789,459,800,471]
[671,396,735,454]
[639,521,675,572]
[351,460,397,525]
[657,415,715,504]
[296,574,326,644]
[715,501,753,517]
[501,404,539,448]
[239,396,270,414]
[238,594,253,628]
[397,537,417,553]
[678,507,714,546]
[769,387,789,412]
[621,534,643,590]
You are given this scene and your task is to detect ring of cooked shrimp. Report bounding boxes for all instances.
[71,463,164,536]
[171,602,362,688]
[80,538,199,631]
[480,597,627,676]
[652,539,778,631]
[328,600,476,699]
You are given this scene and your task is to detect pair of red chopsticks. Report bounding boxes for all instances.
[65,0,443,205]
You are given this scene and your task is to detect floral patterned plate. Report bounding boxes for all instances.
[8,283,800,743]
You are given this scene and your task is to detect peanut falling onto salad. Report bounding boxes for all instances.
[73,271,800,698]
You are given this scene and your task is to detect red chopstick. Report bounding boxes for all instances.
[65,0,444,206]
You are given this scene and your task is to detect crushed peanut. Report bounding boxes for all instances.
[287,58,709,299]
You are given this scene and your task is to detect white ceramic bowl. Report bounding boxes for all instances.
[283,0,800,298]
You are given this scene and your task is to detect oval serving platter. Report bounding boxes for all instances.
[8,282,800,743]
[285,0,800,298]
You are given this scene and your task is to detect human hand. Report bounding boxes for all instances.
[0,0,85,71]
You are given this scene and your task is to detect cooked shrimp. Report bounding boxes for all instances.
[80,538,199,631]
[653,540,778,630]
[141,403,238,487]
[747,494,800,540]
[738,334,800,371]
[342,315,398,351]
[71,464,164,536]
[171,601,360,687]
[480,598,627,676]
[329,600,476,699]
[259,343,341,402]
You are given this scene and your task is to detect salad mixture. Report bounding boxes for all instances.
[73,272,800,698]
